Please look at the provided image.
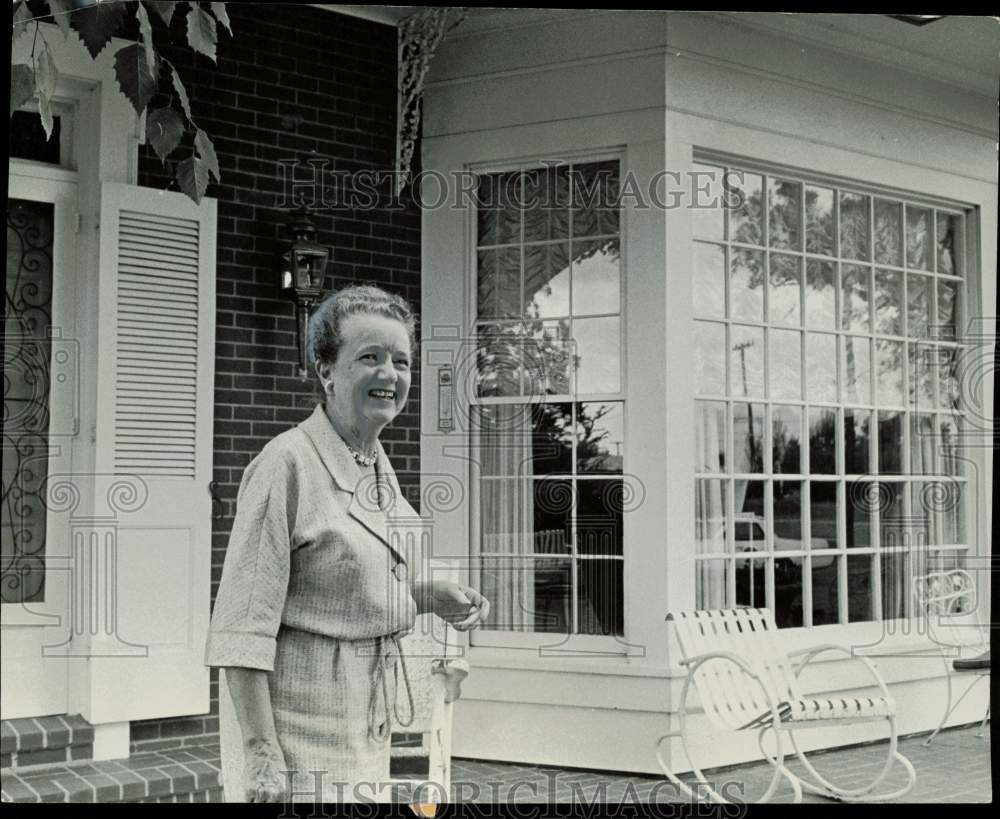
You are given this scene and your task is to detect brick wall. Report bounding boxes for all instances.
[131,4,422,753]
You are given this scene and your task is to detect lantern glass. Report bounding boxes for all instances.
[294,248,328,289]
[296,251,311,289]
[280,252,294,290]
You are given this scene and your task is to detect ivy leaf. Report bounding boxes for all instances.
[35,45,58,98]
[69,0,127,59]
[186,4,218,63]
[38,93,54,143]
[10,64,35,117]
[46,0,74,41]
[13,0,32,34]
[135,2,157,77]
[114,43,159,116]
[146,107,185,162]
[169,63,194,125]
[34,45,59,141]
[177,155,210,204]
[146,1,177,27]
[210,2,232,36]
[194,128,220,182]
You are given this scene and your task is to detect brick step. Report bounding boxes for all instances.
[1,716,94,770]
[1,744,222,803]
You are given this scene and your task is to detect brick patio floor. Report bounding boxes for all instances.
[446,723,990,803]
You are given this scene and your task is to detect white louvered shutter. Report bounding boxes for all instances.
[115,209,201,477]
[90,183,216,722]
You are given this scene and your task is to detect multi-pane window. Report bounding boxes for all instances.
[472,160,625,636]
[692,160,969,628]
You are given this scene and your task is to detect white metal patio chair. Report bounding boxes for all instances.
[656,608,916,803]
[912,569,990,745]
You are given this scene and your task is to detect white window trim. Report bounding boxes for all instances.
[684,145,987,637]
[465,150,633,652]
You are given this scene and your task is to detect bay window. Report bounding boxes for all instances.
[693,158,970,628]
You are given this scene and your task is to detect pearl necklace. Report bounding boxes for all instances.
[327,414,377,467]
[345,443,377,468]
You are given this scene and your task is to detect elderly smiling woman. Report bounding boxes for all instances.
[204,284,490,803]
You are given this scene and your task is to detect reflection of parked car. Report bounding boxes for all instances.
[726,515,838,627]
[731,514,834,568]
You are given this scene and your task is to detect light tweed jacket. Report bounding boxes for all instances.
[204,404,421,671]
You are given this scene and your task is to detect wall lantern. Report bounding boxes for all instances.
[279,207,330,379]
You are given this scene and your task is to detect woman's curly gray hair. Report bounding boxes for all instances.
[307,284,417,373]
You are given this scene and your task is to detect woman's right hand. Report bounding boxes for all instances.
[242,737,288,802]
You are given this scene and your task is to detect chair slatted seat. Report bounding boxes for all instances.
[655,608,916,803]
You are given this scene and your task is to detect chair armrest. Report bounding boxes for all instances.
[679,649,756,670]
[953,650,990,671]
[431,658,469,704]
[790,644,892,701]
[786,643,850,660]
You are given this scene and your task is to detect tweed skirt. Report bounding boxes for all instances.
[219,624,410,803]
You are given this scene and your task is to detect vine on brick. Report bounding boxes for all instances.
[11,0,231,203]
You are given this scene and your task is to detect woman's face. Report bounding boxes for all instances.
[322,313,412,435]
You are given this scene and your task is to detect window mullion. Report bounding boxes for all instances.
[873,529,884,623]
[802,479,813,627]
[837,480,849,623]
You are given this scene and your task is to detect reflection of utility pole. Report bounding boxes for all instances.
[614,441,622,457]
[733,339,756,467]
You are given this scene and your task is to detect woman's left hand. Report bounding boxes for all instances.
[429,581,490,630]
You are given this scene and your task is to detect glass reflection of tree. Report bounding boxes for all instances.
[575,404,616,471]
[479,239,618,397]
[805,187,834,253]
[733,339,759,470]
[769,181,800,249]
[937,216,955,274]
[477,239,621,505]
[772,420,801,473]
[874,203,902,264]
[732,184,900,276]
[809,411,837,473]
[732,185,763,246]
[726,182,909,433]
[844,412,870,473]
[906,211,930,270]
[529,402,617,475]
[840,195,868,260]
